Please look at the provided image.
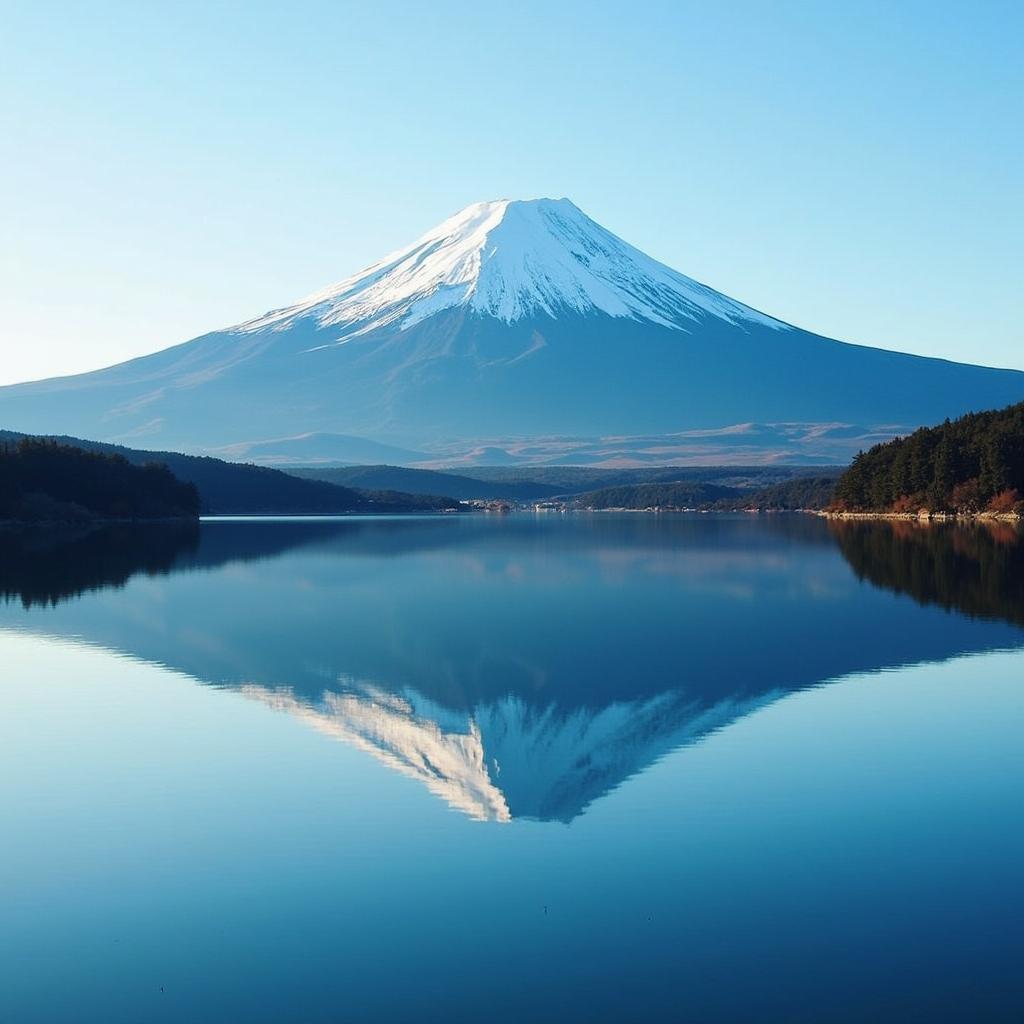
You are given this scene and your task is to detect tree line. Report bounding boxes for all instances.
[832,401,1024,514]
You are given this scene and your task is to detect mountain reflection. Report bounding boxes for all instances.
[1,515,1022,821]
[243,681,779,822]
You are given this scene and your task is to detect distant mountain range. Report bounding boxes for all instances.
[287,463,837,503]
[1,198,1021,466]
[207,432,427,467]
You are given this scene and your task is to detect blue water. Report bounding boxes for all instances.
[1,514,1022,1021]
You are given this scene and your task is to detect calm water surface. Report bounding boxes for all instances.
[1,514,1022,1022]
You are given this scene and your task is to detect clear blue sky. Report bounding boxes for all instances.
[2,0,1021,385]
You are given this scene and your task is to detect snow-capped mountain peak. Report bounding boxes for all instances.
[239,197,785,338]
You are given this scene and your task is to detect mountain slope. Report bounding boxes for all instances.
[2,198,1021,459]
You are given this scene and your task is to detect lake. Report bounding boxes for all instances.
[1,514,1022,1022]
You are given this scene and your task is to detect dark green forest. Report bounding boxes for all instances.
[715,475,839,511]
[0,439,199,521]
[832,401,1024,514]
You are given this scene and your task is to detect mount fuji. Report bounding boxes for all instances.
[3,197,1022,464]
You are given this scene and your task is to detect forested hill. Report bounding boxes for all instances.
[832,401,1024,514]
[716,475,840,511]
[0,431,458,515]
[566,475,842,511]
[0,439,199,521]
[569,482,742,509]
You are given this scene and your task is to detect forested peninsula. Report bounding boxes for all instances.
[830,401,1024,518]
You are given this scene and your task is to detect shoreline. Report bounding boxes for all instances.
[819,510,1022,523]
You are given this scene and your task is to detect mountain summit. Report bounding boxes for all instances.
[240,198,782,339]
[2,198,1022,463]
